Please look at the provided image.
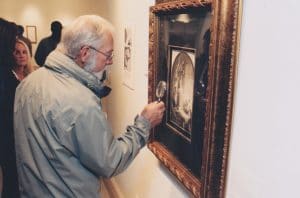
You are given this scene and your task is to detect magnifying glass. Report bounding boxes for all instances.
[155,81,167,102]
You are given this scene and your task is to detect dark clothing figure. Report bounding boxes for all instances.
[34,21,62,66]
[0,68,20,198]
[0,17,20,198]
[17,25,32,57]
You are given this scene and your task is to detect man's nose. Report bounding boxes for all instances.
[106,59,113,65]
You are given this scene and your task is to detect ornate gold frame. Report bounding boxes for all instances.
[148,0,242,197]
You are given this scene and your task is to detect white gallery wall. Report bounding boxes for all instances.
[226,0,300,197]
[1,0,300,197]
[105,0,192,197]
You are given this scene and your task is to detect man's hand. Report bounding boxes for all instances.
[140,101,165,128]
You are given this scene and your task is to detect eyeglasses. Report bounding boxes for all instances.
[88,46,113,61]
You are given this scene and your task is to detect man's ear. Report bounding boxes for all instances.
[78,46,90,66]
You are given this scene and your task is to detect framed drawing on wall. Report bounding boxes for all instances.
[148,0,242,197]
[122,26,134,90]
[26,25,37,44]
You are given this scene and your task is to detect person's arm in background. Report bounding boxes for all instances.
[34,40,46,66]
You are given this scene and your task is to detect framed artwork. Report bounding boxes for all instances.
[148,0,242,197]
[166,45,196,142]
[25,25,37,44]
[122,26,134,90]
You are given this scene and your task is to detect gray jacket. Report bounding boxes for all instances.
[14,50,151,197]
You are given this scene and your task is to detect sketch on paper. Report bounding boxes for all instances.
[123,27,134,90]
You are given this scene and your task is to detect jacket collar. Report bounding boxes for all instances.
[44,50,106,98]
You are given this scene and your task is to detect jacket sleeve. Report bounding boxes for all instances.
[54,102,151,178]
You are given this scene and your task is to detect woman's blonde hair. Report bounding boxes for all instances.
[15,38,35,76]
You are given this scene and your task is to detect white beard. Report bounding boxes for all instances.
[83,55,105,80]
[93,70,105,80]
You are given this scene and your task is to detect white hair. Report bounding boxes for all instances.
[57,15,115,58]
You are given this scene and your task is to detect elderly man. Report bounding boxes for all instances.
[14,15,165,197]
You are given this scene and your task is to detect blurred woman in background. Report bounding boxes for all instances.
[12,38,36,81]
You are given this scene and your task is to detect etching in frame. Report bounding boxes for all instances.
[25,25,37,44]
[166,45,196,142]
[148,0,242,197]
